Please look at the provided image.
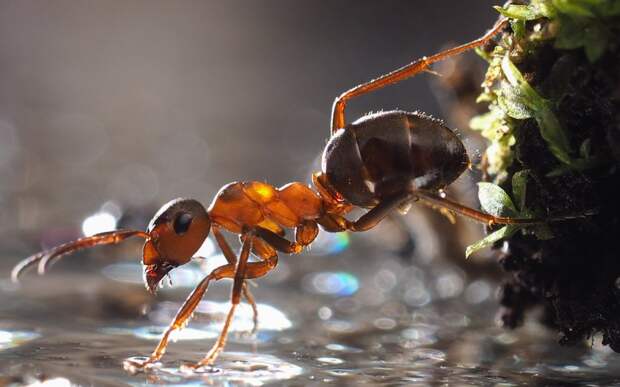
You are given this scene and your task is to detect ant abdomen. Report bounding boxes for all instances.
[322,110,469,207]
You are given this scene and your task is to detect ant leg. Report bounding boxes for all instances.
[318,191,414,233]
[331,18,508,132]
[255,226,303,254]
[213,226,259,333]
[123,263,237,370]
[189,231,255,369]
[414,190,544,226]
[241,285,259,335]
[347,192,414,231]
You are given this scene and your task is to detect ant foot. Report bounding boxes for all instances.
[180,360,217,373]
[123,356,160,373]
[240,326,258,338]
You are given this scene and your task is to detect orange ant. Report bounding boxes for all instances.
[12,18,540,370]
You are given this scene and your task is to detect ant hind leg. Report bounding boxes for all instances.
[331,18,508,132]
[415,190,547,225]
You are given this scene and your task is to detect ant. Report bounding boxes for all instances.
[12,18,541,370]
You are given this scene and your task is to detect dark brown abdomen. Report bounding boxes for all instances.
[322,110,469,207]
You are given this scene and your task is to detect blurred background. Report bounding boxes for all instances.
[1,1,617,385]
[0,0,496,244]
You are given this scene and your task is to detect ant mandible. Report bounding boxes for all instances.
[12,18,534,370]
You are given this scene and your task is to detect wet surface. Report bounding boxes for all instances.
[2,237,620,386]
[2,1,616,385]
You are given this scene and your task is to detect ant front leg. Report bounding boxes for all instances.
[331,18,508,132]
[212,226,259,334]
[123,262,237,370]
[187,230,256,369]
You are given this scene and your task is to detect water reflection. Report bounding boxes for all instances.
[102,326,218,341]
[150,301,292,339]
[24,377,72,387]
[310,232,350,255]
[126,352,303,386]
[303,271,359,297]
[101,261,208,288]
[4,222,620,386]
[0,330,40,351]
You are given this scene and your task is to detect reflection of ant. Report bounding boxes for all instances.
[13,18,536,370]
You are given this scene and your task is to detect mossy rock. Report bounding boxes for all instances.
[468,0,620,350]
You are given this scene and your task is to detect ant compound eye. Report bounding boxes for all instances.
[173,212,193,235]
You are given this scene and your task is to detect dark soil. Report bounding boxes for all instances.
[493,39,620,350]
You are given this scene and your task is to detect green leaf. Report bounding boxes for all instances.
[535,108,572,164]
[512,170,530,211]
[477,182,518,217]
[501,55,573,165]
[495,4,541,20]
[555,16,587,49]
[470,111,495,132]
[474,46,492,62]
[546,165,573,177]
[532,224,555,240]
[579,138,592,159]
[584,24,609,62]
[465,225,521,258]
[498,83,535,119]
[553,0,597,16]
[533,0,558,17]
[511,19,527,40]
[501,56,544,108]
[604,0,620,16]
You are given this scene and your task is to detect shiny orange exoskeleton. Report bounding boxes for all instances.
[13,18,536,370]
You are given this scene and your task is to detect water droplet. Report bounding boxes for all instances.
[317,356,344,365]
[404,285,431,307]
[325,343,362,353]
[374,269,397,292]
[373,317,397,330]
[323,320,357,334]
[464,280,492,304]
[410,348,446,364]
[436,271,465,299]
[494,333,518,345]
[326,369,353,376]
[318,306,333,320]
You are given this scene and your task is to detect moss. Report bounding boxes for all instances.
[468,0,620,350]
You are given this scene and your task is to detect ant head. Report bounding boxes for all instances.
[143,198,211,293]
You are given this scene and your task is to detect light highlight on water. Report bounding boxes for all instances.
[81,212,117,237]
[102,326,218,341]
[304,272,359,297]
[0,330,40,351]
[312,232,350,255]
[101,262,207,288]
